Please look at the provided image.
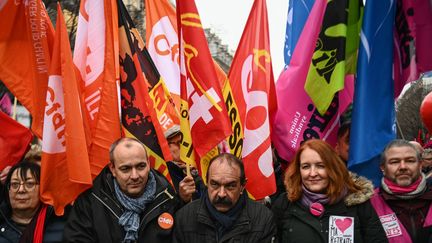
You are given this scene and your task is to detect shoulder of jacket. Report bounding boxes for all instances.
[344,172,374,206]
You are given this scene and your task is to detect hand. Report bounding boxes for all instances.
[179,176,196,203]
[0,166,12,185]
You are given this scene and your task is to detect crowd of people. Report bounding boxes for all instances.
[1,124,432,242]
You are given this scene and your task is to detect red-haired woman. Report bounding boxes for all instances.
[272,139,387,243]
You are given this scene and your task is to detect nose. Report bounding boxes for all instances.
[217,186,227,198]
[309,167,318,177]
[17,183,26,192]
[399,161,407,169]
[130,168,139,179]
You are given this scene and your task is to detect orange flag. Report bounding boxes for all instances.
[145,0,227,128]
[176,0,232,161]
[73,0,121,177]
[227,0,277,199]
[0,0,54,138]
[40,4,93,215]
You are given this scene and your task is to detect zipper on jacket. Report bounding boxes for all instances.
[139,188,174,228]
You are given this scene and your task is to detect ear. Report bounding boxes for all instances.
[380,164,385,175]
[109,163,116,177]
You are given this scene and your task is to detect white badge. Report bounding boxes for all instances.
[378,213,402,238]
[329,216,354,243]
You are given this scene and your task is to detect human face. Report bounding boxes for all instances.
[207,160,244,212]
[422,151,432,169]
[8,169,40,214]
[300,148,329,193]
[381,146,422,186]
[109,140,150,198]
[336,132,349,163]
[168,134,183,167]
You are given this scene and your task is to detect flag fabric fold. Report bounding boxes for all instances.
[73,0,122,177]
[284,0,315,66]
[348,0,396,186]
[227,0,277,199]
[304,0,358,115]
[176,0,232,164]
[118,0,172,180]
[0,111,33,171]
[40,4,93,215]
[0,0,54,137]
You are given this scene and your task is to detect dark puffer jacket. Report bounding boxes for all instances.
[63,167,181,243]
[272,175,388,243]
[0,203,66,243]
[173,195,276,243]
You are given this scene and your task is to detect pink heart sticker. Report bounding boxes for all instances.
[335,218,352,234]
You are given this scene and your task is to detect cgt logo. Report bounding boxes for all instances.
[158,212,174,230]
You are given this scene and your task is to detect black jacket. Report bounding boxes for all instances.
[173,195,276,243]
[63,167,181,243]
[0,203,66,243]
[272,175,388,243]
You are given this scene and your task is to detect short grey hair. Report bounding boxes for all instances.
[380,139,421,165]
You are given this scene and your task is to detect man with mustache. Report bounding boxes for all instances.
[173,153,276,242]
[64,137,181,242]
[371,139,432,243]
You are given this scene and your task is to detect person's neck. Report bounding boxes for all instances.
[11,207,39,225]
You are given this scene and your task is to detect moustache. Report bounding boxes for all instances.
[212,196,232,207]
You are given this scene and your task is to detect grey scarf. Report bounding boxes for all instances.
[114,171,156,242]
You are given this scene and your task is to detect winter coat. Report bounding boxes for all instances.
[63,167,181,243]
[371,181,432,243]
[0,203,66,243]
[173,195,276,243]
[272,175,388,243]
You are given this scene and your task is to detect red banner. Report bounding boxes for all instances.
[227,0,277,199]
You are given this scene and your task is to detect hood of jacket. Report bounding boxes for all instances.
[344,172,374,206]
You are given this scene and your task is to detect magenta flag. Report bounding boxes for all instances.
[272,0,354,162]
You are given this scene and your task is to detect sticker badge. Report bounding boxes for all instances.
[158,212,174,230]
[378,213,402,238]
[329,216,354,243]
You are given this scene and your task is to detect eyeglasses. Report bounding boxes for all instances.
[8,181,38,192]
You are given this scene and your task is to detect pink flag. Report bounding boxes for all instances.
[272,0,354,162]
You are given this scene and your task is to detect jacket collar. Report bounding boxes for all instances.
[197,196,252,241]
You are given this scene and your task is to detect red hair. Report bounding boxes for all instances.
[285,139,360,203]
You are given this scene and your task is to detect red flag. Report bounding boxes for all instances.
[176,0,231,158]
[227,0,277,199]
[73,0,122,177]
[40,4,92,215]
[0,0,54,138]
[0,111,33,171]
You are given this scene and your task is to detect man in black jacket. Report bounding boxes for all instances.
[63,137,181,243]
[173,153,276,243]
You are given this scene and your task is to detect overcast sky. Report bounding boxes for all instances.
[195,0,289,78]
